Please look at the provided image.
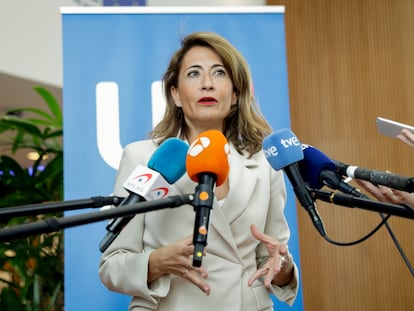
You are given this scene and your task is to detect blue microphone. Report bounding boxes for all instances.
[263,129,326,237]
[99,137,188,252]
[148,138,188,184]
[299,144,368,198]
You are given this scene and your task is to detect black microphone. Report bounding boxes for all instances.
[334,161,414,193]
[186,130,230,267]
[299,144,368,198]
[262,129,326,237]
[99,138,188,252]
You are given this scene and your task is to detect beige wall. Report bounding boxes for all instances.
[268,0,414,310]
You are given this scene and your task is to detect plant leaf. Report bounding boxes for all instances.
[0,116,43,138]
[34,87,62,125]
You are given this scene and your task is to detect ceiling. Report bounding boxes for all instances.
[0,72,62,114]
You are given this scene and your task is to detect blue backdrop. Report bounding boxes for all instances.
[61,6,303,311]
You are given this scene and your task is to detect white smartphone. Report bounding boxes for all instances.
[376,117,414,138]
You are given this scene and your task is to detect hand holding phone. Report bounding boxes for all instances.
[376,117,414,138]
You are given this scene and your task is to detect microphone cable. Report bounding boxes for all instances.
[311,188,414,276]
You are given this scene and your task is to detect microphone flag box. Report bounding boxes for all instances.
[123,165,175,201]
[263,128,304,170]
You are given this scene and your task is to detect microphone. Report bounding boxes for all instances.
[99,137,188,252]
[186,130,230,267]
[263,129,326,237]
[299,144,368,198]
[334,161,414,193]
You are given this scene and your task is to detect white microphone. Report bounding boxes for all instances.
[99,138,188,252]
[334,162,414,193]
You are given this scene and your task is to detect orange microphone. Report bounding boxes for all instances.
[186,130,230,267]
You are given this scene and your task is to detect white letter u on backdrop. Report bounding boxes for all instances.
[96,81,166,170]
[96,81,123,170]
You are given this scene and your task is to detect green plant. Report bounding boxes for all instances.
[0,86,64,311]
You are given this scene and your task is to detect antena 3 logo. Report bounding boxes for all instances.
[188,136,211,157]
[188,135,230,158]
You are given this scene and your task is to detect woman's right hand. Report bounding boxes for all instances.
[148,235,210,296]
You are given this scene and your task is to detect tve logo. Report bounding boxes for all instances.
[263,145,278,159]
[262,129,304,170]
[263,134,303,158]
[263,131,301,160]
[280,135,301,148]
[96,81,165,169]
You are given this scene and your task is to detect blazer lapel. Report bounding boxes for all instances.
[220,147,259,224]
[209,145,260,256]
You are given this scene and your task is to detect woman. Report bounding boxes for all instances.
[99,31,299,311]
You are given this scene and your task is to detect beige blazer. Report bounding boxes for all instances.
[99,139,299,311]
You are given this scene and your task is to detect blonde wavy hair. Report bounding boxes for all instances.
[150,31,272,157]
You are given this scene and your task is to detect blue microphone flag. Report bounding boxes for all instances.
[262,128,303,170]
[147,138,188,184]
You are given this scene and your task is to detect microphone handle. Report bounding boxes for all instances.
[312,189,414,219]
[350,167,414,193]
[192,173,215,267]
[284,164,326,237]
[99,194,145,252]
[320,170,369,198]
[0,196,123,219]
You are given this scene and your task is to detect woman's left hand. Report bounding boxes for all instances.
[248,224,293,288]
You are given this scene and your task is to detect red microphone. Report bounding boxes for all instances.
[186,130,230,266]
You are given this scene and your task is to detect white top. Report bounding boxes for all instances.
[60,6,285,15]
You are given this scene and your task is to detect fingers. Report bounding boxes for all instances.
[247,254,289,288]
[275,253,289,271]
[354,179,381,196]
[249,224,263,240]
[354,179,389,202]
[355,179,414,207]
[248,224,292,288]
[398,129,414,148]
[180,265,208,279]
[181,266,210,295]
[172,236,210,295]
[248,267,267,287]
[250,224,273,244]
[250,224,288,253]
[377,185,408,205]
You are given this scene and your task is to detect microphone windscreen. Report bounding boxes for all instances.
[147,138,189,184]
[186,130,230,186]
[299,144,336,189]
[262,128,303,170]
